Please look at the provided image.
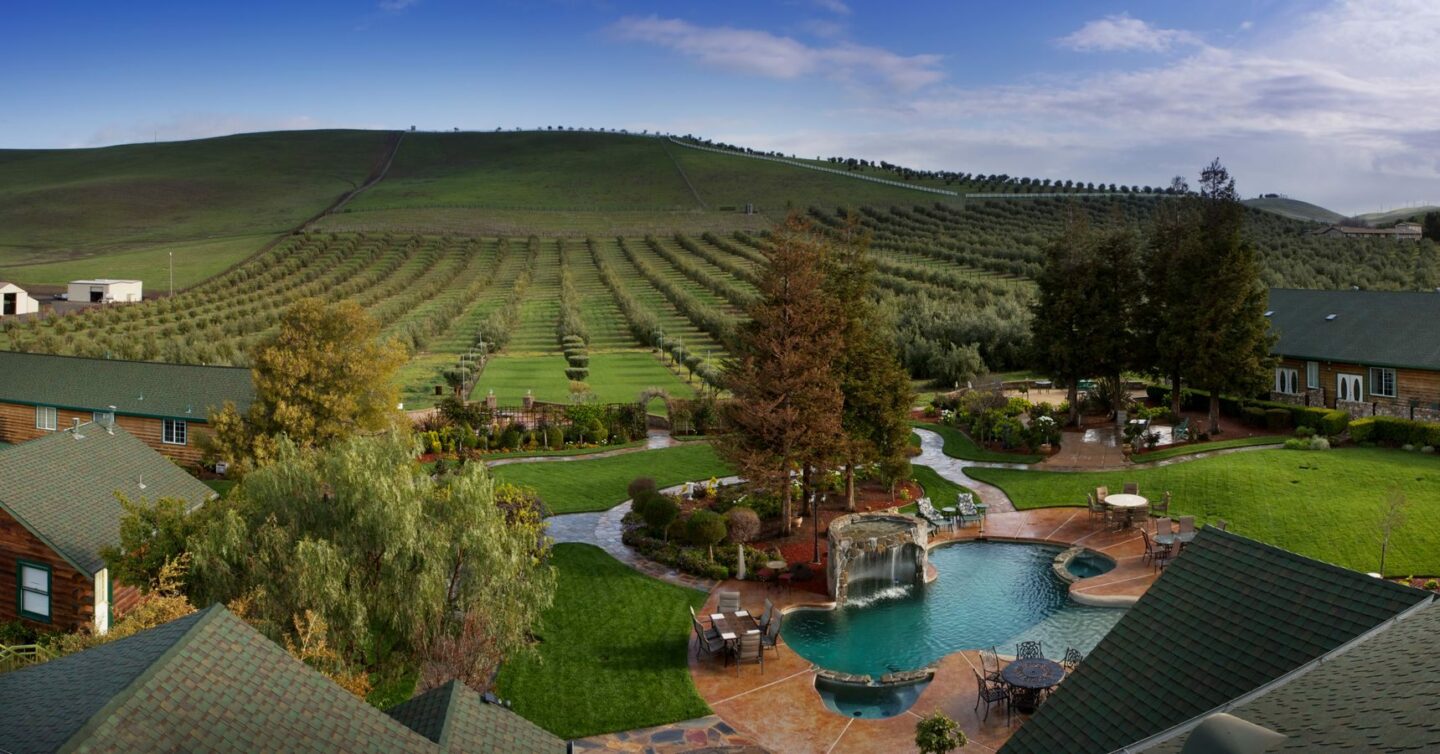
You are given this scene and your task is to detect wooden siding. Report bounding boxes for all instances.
[0,507,94,632]
[1276,358,1440,409]
[0,401,207,465]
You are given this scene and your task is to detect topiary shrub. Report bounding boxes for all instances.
[724,507,761,544]
[686,509,728,557]
[636,492,679,540]
[1264,408,1291,431]
[565,367,589,382]
[628,477,658,500]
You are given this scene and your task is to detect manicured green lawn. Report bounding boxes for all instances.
[495,544,710,738]
[969,448,1440,575]
[901,464,976,514]
[491,443,733,514]
[203,479,235,497]
[3,233,268,290]
[1133,436,1283,463]
[912,422,1043,464]
[473,351,695,405]
[473,354,575,404]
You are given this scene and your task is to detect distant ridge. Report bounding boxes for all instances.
[1242,197,1345,224]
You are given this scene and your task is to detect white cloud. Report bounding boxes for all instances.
[377,0,419,11]
[1058,14,1200,53]
[810,0,850,15]
[608,15,943,92]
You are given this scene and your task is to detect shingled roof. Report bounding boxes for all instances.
[0,351,253,420]
[1001,527,1430,754]
[387,679,566,753]
[0,422,215,576]
[1147,600,1440,752]
[1266,288,1440,371]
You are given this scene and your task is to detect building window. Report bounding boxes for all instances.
[1369,367,1397,398]
[1306,361,1320,390]
[162,419,187,445]
[1274,368,1299,395]
[18,560,51,623]
[34,406,57,431]
[92,411,114,428]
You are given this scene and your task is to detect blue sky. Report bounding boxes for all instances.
[4,0,1437,213]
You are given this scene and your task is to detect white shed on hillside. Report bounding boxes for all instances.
[67,279,143,304]
[0,282,39,317]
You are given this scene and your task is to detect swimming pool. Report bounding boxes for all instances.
[783,541,1125,677]
[1065,550,1116,579]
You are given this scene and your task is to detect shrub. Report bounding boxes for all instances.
[1309,436,1330,451]
[724,507,761,544]
[1264,408,1291,431]
[637,492,679,538]
[1349,417,1376,443]
[915,711,967,754]
[1425,579,1439,591]
[565,367,589,382]
[546,426,564,450]
[1242,406,1266,428]
[1283,438,1308,450]
[1349,416,1440,447]
[628,477,658,500]
[1294,426,1314,438]
[687,510,729,555]
[1424,446,1436,454]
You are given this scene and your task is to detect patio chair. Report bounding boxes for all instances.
[1123,482,1139,495]
[732,630,764,675]
[692,617,725,660]
[1178,515,1196,539]
[1016,640,1043,659]
[1095,486,1109,503]
[1147,533,1174,571]
[1156,517,1173,538]
[1063,647,1083,673]
[759,598,776,631]
[717,590,741,614]
[973,669,1011,724]
[1086,492,1105,522]
[1150,491,1170,517]
[1140,527,1158,565]
[956,499,984,528]
[979,646,1003,682]
[1173,417,1190,442]
[759,614,782,655]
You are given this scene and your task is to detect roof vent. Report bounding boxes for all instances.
[70,418,85,440]
[1325,314,1338,321]
[137,474,146,491]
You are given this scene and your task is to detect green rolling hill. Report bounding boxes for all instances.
[1242,196,1345,224]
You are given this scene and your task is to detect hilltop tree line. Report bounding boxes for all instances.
[1031,160,1276,434]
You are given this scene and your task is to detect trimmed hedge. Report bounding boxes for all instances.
[1148,386,1348,436]
[1349,416,1440,447]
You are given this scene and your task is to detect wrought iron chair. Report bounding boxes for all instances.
[973,669,1011,724]
[1086,492,1105,522]
[1063,647,1084,673]
[1016,640,1043,659]
[979,646,1003,682]
[1150,491,1171,517]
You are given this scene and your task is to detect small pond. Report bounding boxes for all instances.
[783,541,1125,677]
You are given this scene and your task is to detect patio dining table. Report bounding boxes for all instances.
[709,610,760,664]
[1001,658,1066,714]
[1103,494,1149,529]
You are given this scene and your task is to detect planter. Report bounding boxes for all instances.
[1039,443,1053,454]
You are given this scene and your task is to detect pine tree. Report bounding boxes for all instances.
[720,216,845,535]
[1031,211,1097,427]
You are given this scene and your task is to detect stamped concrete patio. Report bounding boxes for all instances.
[686,508,1156,753]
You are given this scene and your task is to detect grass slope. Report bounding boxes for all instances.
[901,464,976,515]
[496,543,709,739]
[492,443,733,514]
[0,130,390,276]
[1242,197,1344,224]
[968,447,1440,575]
[1352,206,1440,226]
[1132,436,1282,463]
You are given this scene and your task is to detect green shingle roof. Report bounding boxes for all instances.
[0,423,216,576]
[386,680,566,753]
[1001,527,1430,754]
[0,606,568,753]
[1266,288,1440,371]
[1149,600,1440,752]
[0,351,253,420]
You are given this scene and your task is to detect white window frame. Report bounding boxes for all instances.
[1306,361,1320,390]
[18,560,51,623]
[34,405,57,431]
[162,418,187,446]
[1337,373,1363,403]
[1369,367,1397,398]
[1274,368,1299,395]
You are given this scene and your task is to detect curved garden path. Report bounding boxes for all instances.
[486,429,679,468]
[910,427,1021,512]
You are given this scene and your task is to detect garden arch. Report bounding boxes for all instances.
[637,388,673,429]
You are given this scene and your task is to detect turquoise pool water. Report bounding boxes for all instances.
[784,542,1125,677]
[1066,550,1116,579]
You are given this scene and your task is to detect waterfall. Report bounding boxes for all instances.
[844,544,918,607]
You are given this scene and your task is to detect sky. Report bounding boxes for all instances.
[4,0,1437,214]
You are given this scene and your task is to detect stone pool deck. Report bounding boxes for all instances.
[687,508,1158,753]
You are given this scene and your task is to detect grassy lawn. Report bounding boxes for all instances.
[1133,436,1284,463]
[473,351,697,405]
[912,421,1044,464]
[901,464,976,514]
[473,354,575,404]
[202,479,236,497]
[968,447,1440,575]
[2,233,268,290]
[491,443,733,514]
[495,543,710,739]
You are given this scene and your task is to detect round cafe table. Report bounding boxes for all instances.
[1001,658,1066,713]
[1103,493,1149,529]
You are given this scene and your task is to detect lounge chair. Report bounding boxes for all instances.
[916,497,951,532]
[974,669,1011,723]
[732,630,764,674]
[717,590,741,614]
[1173,417,1190,442]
